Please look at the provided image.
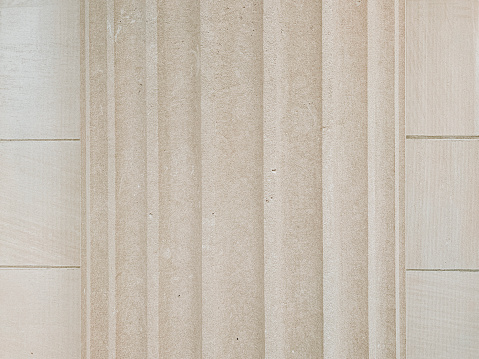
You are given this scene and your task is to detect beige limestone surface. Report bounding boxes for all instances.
[0,0,81,358]
[82,0,405,357]
[406,0,479,357]
[0,0,413,357]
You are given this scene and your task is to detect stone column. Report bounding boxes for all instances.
[82,0,405,357]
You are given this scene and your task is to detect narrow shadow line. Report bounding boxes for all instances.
[407,268,479,272]
[406,135,479,140]
[0,139,80,142]
[0,265,80,269]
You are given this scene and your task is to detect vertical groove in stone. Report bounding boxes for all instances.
[200,0,265,357]
[86,0,110,357]
[82,1,406,356]
[157,0,202,357]
[106,0,116,356]
[367,0,397,357]
[262,2,284,356]
[395,0,406,357]
[322,1,369,358]
[113,0,148,356]
[145,0,159,357]
[80,0,87,356]
[263,0,323,357]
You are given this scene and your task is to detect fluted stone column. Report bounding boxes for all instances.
[81,0,405,357]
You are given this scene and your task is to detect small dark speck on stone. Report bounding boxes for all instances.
[236,338,239,340]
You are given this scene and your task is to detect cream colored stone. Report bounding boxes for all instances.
[407,139,479,269]
[79,0,406,357]
[406,0,479,135]
[0,141,80,266]
[0,1,81,358]
[407,271,479,358]
[406,2,479,359]
[0,0,80,139]
[0,0,408,355]
[0,269,80,359]
[263,0,322,357]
